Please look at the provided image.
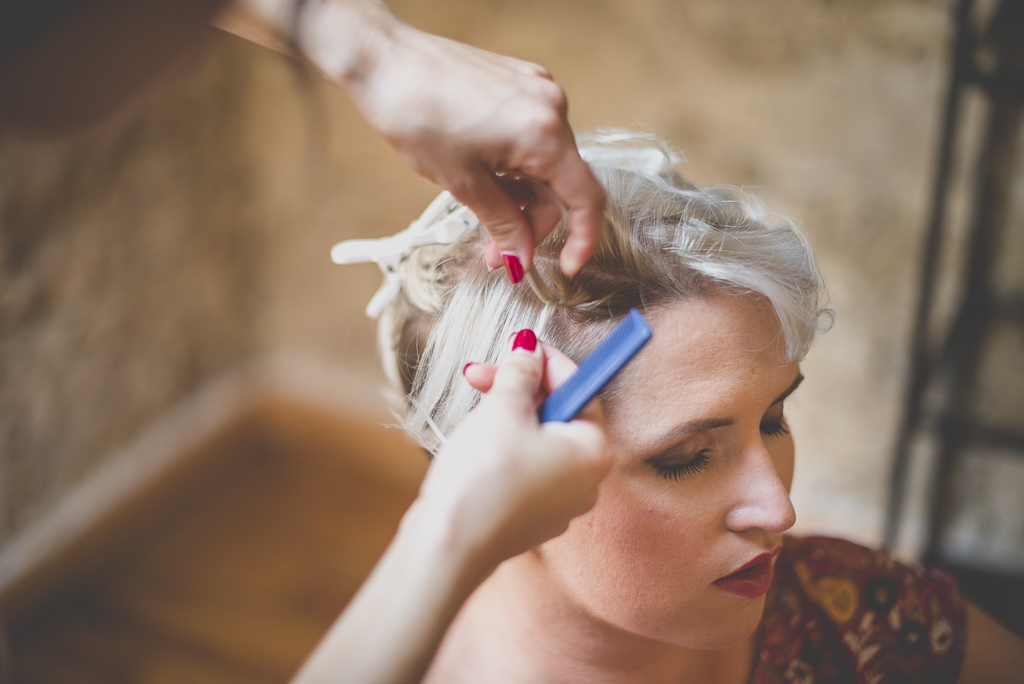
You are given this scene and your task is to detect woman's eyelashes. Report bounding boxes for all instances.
[653,450,711,481]
[760,417,790,438]
[651,411,790,481]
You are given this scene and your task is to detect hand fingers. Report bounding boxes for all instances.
[486,329,544,409]
[545,416,610,463]
[463,362,497,392]
[541,150,606,277]
[463,341,575,396]
[541,342,605,427]
[466,341,604,430]
[495,175,536,205]
[481,183,562,272]
[452,168,535,278]
[497,175,564,252]
[520,178,565,247]
[483,240,502,271]
[540,342,578,393]
[493,175,564,265]
[543,418,611,485]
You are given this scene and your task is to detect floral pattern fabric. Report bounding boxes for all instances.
[750,536,966,684]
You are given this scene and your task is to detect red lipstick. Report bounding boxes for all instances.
[712,547,781,599]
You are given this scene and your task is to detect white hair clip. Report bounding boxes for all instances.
[330,191,480,318]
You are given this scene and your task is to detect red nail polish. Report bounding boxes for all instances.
[462,362,475,376]
[502,253,524,284]
[512,329,537,352]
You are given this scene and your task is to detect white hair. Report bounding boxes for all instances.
[378,132,832,453]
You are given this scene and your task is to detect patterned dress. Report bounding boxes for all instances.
[750,536,967,684]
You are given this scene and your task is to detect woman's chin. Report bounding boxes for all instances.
[656,594,768,650]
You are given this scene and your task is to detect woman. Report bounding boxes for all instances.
[301,133,1024,683]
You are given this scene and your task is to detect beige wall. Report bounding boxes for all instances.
[0,39,265,543]
[3,0,1022,570]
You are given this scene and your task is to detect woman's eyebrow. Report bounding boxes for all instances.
[645,417,735,453]
[642,375,805,455]
[773,373,805,405]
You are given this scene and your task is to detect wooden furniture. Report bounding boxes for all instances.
[6,400,427,683]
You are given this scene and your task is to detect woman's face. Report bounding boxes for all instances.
[537,293,800,649]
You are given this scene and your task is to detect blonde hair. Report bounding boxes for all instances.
[378,132,832,453]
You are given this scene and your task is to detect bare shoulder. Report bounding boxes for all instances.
[958,601,1024,683]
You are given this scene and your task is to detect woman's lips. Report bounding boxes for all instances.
[712,547,782,599]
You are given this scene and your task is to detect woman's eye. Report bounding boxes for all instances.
[654,451,711,481]
[760,418,790,438]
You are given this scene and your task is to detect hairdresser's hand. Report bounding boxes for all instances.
[416,331,610,571]
[291,334,607,684]
[293,0,605,279]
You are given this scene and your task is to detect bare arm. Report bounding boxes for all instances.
[0,0,605,276]
[957,601,1024,683]
[214,0,606,278]
[291,500,488,684]
[291,340,610,683]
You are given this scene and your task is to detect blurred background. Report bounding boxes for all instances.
[1,0,1022,680]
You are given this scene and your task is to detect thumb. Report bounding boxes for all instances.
[544,418,610,480]
[540,343,579,394]
[487,329,543,407]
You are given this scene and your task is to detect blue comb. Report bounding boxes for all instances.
[539,308,652,423]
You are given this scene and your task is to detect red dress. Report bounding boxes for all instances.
[750,536,967,683]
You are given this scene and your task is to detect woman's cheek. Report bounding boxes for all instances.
[541,477,710,622]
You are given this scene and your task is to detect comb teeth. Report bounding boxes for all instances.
[539,309,652,423]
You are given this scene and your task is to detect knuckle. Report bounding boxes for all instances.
[503,352,541,379]
[445,175,477,204]
[527,61,553,80]
[486,213,527,239]
[528,104,564,137]
[542,82,568,113]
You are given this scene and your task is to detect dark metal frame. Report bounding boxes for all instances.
[885,0,1024,564]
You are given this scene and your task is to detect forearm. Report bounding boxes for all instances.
[291,499,489,684]
[292,342,609,682]
[211,0,403,86]
[217,0,606,277]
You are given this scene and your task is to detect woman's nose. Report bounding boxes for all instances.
[724,443,796,535]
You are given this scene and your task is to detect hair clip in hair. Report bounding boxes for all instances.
[331,191,480,318]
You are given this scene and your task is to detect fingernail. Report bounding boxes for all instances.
[502,253,524,284]
[511,329,537,352]
[462,362,476,376]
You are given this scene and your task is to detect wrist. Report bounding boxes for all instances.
[295,0,406,89]
[400,496,498,583]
